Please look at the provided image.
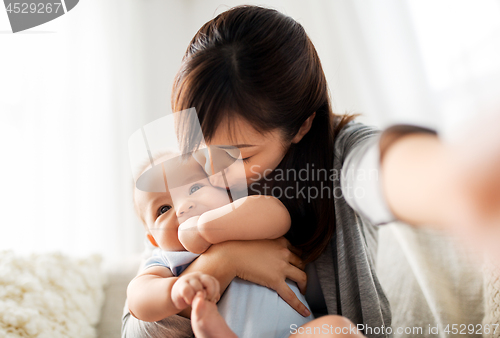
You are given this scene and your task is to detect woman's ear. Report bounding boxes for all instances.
[147,233,159,247]
[291,112,316,144]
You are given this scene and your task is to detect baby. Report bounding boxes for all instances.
[127,150,314,338]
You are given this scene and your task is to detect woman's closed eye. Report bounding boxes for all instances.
[157,205,172,217]
[225,151,252,163]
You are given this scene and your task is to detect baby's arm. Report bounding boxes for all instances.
[127,266,219,322]
[192,195,291,245]
[127,266,182,322]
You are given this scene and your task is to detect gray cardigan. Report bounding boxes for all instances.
[317,120,392,337]
[122,121,393,338]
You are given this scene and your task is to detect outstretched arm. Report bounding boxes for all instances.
[342,123,468,229]
[380,119,500,249]
[381,132,452,227]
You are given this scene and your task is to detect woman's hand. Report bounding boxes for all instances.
[180,237,310,317]
[222,237,311,317]
[441,111,500,259]
[178,216,212,254]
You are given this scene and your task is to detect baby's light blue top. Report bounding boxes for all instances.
[145,248,314,338]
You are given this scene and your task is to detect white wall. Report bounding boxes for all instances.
[1,0,499,260]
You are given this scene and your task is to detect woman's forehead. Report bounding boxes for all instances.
[208,116,268,145]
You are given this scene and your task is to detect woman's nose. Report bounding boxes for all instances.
[176,199,196,218]
[203,158,213,176]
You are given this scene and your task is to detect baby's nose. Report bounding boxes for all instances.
[176,200,196,218]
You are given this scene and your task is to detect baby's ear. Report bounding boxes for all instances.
[147,233,159,247]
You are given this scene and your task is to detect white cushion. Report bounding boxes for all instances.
[0,250,106,338]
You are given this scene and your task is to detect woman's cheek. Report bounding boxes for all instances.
[245,161,267,183]
[221,162,249,190]
[249,163,276,182]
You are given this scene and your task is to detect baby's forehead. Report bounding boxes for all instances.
[138,154,207,197]
[134,155,206,212]
[161,155,207,186]
[139,152,206,185]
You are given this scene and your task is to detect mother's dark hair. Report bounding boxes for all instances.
[172,5,355,263]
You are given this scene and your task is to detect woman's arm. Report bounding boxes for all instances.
[380,132,452,227]
[179,238,311,317]
[341,122,477,229]
[380,120,500,243]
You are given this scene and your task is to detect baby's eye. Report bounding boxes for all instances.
[189,184,203,195]
[157,205,171,217]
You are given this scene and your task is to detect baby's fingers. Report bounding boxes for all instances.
[171,282,195,309]
[200,274,220,302]
[187,277,205,294]
[276,282,310,317]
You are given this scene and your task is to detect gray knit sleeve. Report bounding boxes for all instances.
[340,131,395,225]
[338,121,437,226]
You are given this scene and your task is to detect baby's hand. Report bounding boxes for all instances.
[171,272,220,310]
[178,216,212,254]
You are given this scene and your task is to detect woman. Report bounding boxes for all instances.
[122,5,500,338]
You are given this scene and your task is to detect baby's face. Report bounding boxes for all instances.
[134,155,231,251]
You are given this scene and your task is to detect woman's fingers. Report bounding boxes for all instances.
[285,263,308,295]
[277,237,304,269]
[287,242,303,259]
[275,282,311,317]
[288,251,305,270]
[223,238,310,310]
